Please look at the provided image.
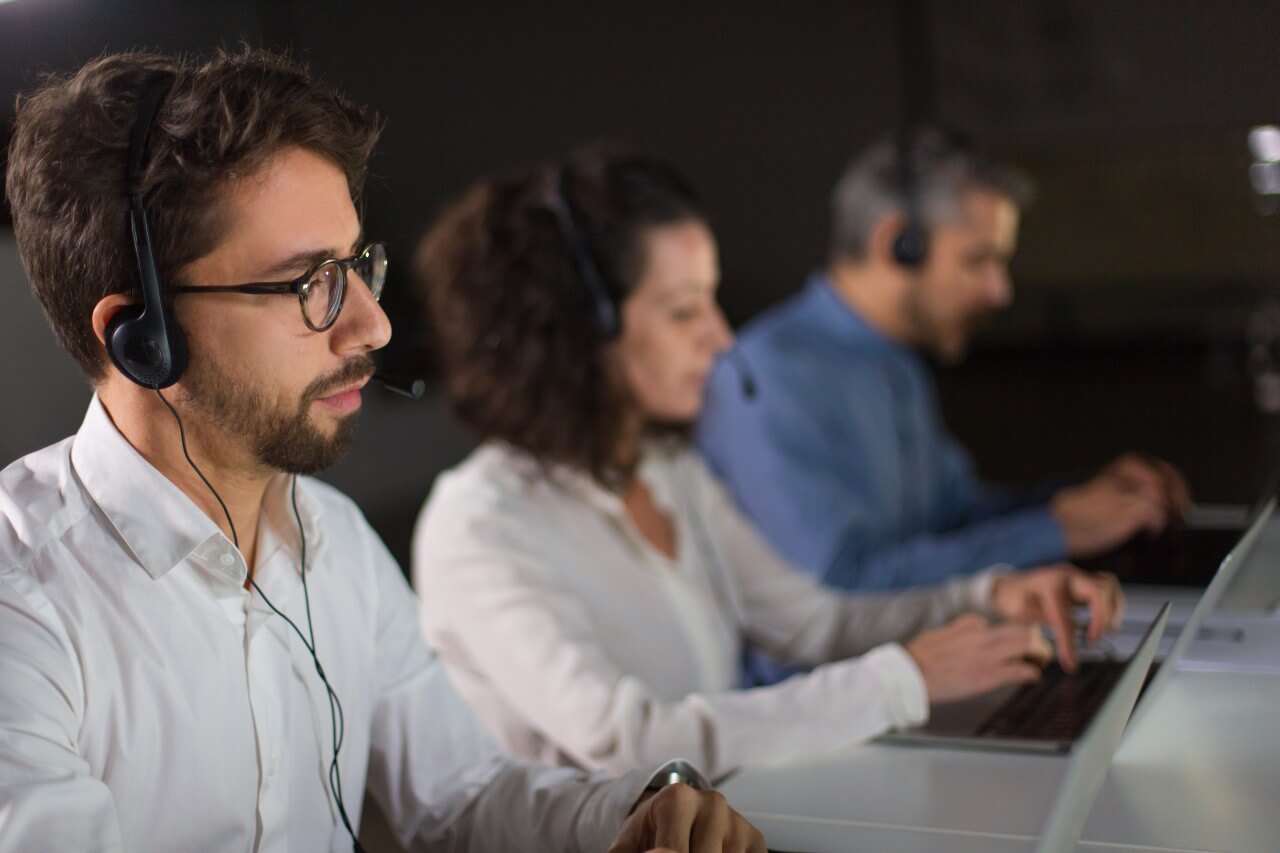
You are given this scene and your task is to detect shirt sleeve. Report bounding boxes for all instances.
[687,453,999,665]
[826,507,1066,590]
[358,524,652,853]
[415,471,995,781]
[697,360,1066,592]
[0,570,124,852]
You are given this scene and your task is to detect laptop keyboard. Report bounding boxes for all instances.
[974,660,1125,741]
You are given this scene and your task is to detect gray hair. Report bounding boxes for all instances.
[829,129,1033,261]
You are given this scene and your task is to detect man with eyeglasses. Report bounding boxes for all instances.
[0,49,762,851]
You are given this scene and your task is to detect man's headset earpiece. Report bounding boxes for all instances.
[890,128,929,268]
[106,70,189,389]
[117,70,364,849]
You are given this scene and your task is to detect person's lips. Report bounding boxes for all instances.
[315,377,370,413]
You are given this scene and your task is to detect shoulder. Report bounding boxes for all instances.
[0,437,84,577]
[737,291,826,363]
[0,439,85,691]
[737,294,886,389]
[414,442,565,559]
[425,442,547,518]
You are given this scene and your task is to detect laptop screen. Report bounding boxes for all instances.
[1131,494,1275,719]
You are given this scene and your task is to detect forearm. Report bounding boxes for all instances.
[434,760,654,853]
[825,507,1066,591]
[697,643,929,768]
[826,569,1002,660]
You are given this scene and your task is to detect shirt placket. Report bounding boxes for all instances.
[244,605,293,850]
[200,534,302,852]
[599,473,735,692]
[887,356,927,531]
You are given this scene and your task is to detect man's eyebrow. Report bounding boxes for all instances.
[259,231,366,279]
[650,281,717,304]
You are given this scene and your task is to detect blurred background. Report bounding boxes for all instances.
[3,0,1280,572]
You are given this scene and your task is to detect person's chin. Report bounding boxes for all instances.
[657,401,701,425]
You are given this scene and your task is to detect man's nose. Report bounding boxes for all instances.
[331,270,393,354]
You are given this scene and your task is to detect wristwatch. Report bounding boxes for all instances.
[642,758,711,795]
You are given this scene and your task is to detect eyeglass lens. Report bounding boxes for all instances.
[301,243,387,330]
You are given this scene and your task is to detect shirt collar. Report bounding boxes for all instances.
[548,442,677,519]
[70,395,325,582]
[799,270,910,355]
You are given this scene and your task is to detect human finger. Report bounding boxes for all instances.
[1107,573,1126,630]
[988,660,1043,691]
[1154,459,1192,514]
[743,821,768,853]
[1037,577,1078,671]
[649,785,699,853]
[1068,570,1116,643]
[984,622,1052,666]
[688,791,731,852]
[1119,492,1168,537]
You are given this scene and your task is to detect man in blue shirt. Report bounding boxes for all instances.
[697,131,1186,682]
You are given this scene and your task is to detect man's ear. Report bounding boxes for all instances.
[868,212,910,266]
[91,293,139,347]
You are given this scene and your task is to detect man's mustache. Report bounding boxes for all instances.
[302,354,376,405]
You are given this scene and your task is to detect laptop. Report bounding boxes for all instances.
[1074,503,1248,587]
[881,492,1275,754]
[1034,601,1171,853]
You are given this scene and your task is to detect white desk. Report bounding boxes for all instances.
[724,664,1280,851]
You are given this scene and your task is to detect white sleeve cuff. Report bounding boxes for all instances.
[966,566,1011,618]
[861,642,929,728]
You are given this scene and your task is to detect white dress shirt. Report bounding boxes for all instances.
[414,441,1000,779]
[0,398,677,852]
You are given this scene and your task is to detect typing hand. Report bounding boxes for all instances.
[1098,452,1191,520]
[608,784,766,853]
[905,613,1053,704]
[1051,453,1190,558]
[989,565,1124,672]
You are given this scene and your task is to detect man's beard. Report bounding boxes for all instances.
[901,279,980,365]
[180,352,375,475]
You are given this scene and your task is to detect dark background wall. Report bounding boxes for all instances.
[4,0,1280,572]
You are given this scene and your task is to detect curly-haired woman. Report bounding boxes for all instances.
[409,148,1122,780]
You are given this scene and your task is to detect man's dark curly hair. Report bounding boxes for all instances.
[416,148,704,486]
[6,47,381,380]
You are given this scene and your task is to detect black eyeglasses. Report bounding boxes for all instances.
[167,241,388,332]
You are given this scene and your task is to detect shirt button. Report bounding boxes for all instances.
[219,552,236,567]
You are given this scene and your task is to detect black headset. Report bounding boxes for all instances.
[547,166,622,339]
[113,71,364,850]
[890,127,929,268]
[106,70,189,389]
[546,163,757,398]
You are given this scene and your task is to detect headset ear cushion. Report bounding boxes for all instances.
[105,304,188,389]
[892,225,929,267]
[165,320,189,385]
[105,304,144,381]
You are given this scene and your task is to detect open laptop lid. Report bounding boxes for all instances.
[1125,494,1276,731]
[1035,601,1171,853]
[1217,490,1280,612]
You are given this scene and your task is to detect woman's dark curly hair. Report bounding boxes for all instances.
[415,148,704,486]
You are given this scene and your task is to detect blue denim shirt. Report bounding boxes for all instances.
[698,272,1066,593]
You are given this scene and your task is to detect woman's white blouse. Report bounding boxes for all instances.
[414,441,997,778]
